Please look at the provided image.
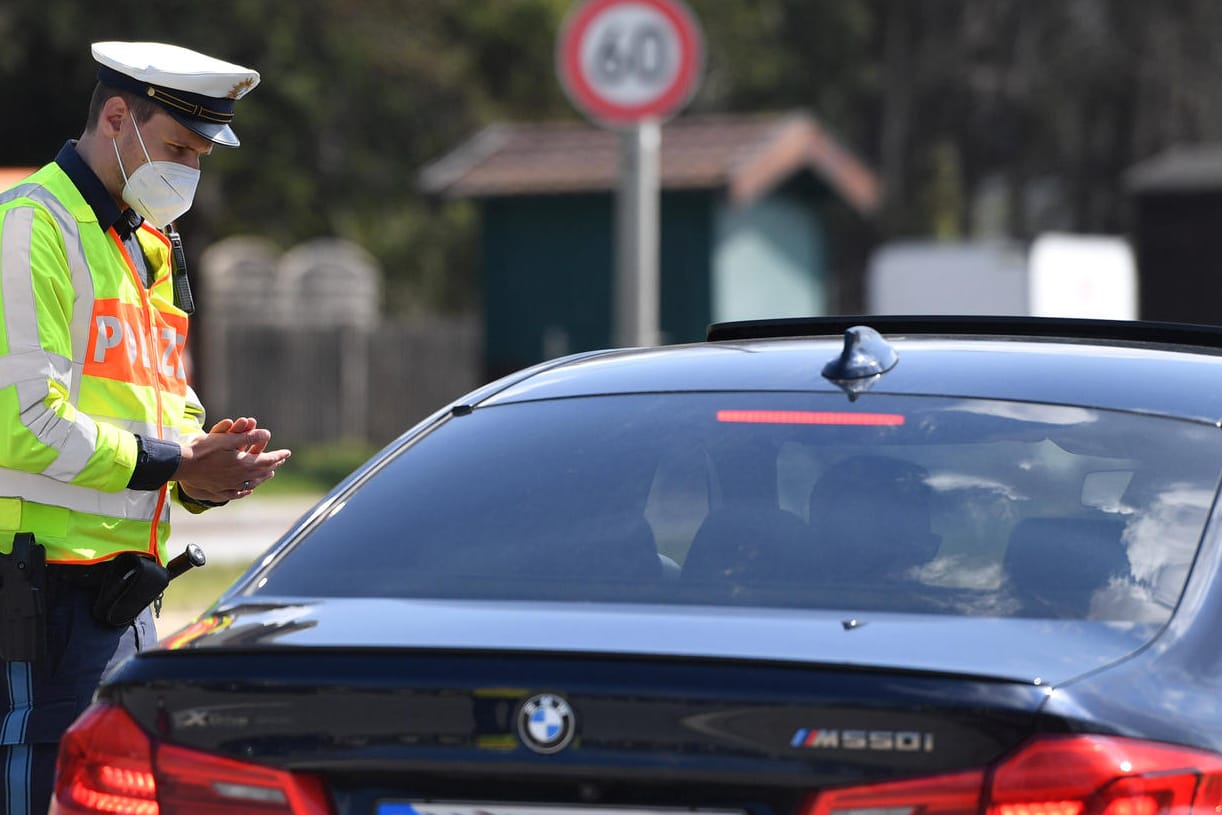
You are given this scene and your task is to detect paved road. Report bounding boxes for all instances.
[168,493,324,564]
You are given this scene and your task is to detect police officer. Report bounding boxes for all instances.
[0,42,291,814]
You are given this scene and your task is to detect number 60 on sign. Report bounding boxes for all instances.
[557,0,704,127]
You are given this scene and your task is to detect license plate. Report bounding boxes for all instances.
[377,804,744,815]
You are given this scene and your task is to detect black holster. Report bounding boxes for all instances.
[92,552,169,628]
[0,533,47,662]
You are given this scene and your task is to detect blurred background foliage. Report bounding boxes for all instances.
[4,0,1222,317]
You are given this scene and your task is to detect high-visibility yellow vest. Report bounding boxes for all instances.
[0,161,207,565]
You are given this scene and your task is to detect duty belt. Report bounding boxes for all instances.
[45,562,110,588]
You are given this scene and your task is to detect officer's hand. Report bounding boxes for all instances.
[175,426,291,502]
[208,416,269,455]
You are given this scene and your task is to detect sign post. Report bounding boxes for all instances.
[557,0,704,347]
[615,121,660,348]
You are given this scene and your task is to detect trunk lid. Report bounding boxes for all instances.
[160,597,1159,684]
[111,599,1154,809]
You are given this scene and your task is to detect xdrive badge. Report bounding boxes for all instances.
[517,693,576,754]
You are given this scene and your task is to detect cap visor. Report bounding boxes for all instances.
[168,111,241,147]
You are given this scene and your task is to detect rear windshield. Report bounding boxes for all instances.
[252,393,1222,622]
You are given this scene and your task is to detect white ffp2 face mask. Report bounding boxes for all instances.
[113,111,201,228]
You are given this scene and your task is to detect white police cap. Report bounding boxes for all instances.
[91,41,260,148]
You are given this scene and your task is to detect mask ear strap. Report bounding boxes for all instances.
[112,137,131,186]
[128,110,155,164]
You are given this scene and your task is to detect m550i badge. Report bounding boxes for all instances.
[517,693,576,754]
[791,728,935,752]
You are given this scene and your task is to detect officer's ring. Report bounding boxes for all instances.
[243,480,250,491]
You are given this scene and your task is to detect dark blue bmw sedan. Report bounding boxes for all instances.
[51,317,1222,815]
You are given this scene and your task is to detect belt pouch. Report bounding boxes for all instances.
[92,552,169,628]
[0,533,47,662]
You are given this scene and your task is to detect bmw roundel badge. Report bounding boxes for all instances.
[517,693,576,754]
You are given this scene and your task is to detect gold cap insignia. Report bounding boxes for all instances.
[227,77,256,99]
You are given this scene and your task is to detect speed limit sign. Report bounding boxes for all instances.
[557,0,704,127]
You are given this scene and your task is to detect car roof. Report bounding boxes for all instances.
[481,316,1222,422]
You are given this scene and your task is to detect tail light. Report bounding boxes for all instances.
[50,702,331,815]
[802,735,1222,815]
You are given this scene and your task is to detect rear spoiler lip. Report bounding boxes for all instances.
[706,315,1222,350]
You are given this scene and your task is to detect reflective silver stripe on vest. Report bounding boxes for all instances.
[0,409,174,519]
[0,412,165,522]
[18,376,99,482]
[0,471,165,521]
[0,348,71,387]
[0,205,40,353]
[0,183,105,484]
[3,182,98,397]
[110,416,174,441]
[1,351,103,481]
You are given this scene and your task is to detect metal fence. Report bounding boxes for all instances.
[196,315,482,447]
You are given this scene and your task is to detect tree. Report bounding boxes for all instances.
[7,1,1222,315]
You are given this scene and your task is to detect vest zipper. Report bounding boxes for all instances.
[109,228,171,561]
